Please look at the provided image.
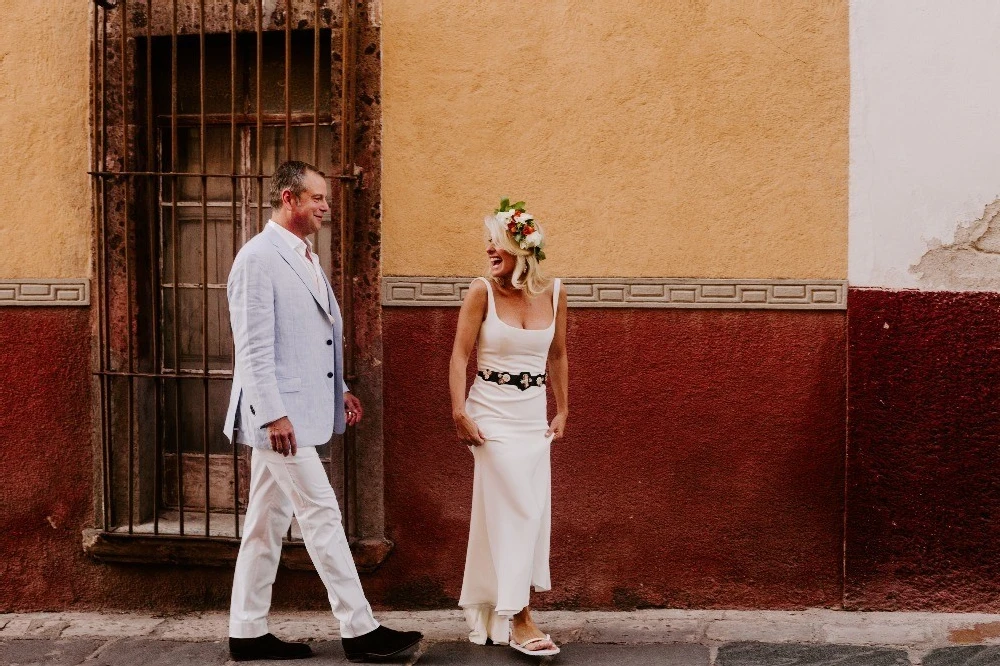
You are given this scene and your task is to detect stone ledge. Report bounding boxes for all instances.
[0,279,89,306]
[382,277,846,310]
[81,529,392,573]
[7,610,1000,654]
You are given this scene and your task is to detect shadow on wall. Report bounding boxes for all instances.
[912,199,1000,290]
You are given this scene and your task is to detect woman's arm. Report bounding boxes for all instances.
[450,280,488,446]
[546,283,569,439]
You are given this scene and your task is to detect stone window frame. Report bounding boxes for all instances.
[83,0,390,571]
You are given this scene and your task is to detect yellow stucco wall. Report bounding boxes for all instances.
[381,1,848,279]
[0,2,91,278]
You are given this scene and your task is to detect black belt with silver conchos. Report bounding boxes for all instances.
[477,368,547,391]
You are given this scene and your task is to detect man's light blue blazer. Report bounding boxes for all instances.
[223,224,347,448]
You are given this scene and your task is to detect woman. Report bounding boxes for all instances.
[450,199,569,657]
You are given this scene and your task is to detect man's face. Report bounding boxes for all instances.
[287,170,329,236]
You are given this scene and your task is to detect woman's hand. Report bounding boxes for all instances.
[546,412,568,440]
[454,410,486,446]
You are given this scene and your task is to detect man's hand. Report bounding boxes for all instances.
[265,416,297,456]
[345,391,364,426]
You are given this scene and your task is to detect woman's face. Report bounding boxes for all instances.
[486,238,517,279]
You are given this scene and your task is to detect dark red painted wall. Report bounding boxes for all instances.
[0,308,95,609]
[846,289,1000,611]
[1,308,342,612]
[3,305,847,612]
[374,307,847,609]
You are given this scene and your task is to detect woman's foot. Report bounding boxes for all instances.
[510,608,557,653]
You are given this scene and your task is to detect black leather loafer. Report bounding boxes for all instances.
[341,625,423,662]
[229,633,314,661]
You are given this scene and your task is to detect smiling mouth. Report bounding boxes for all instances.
[489,256,502,268]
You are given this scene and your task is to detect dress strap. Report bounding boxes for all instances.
[473,276,496,317]
[551,278,561,315]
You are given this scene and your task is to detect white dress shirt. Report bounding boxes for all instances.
[266,220,330,314]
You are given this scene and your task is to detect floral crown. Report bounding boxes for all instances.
[488,198,546,261]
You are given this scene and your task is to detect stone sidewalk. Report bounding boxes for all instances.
[5,609,1000,665]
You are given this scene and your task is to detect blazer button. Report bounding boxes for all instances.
[327,339,333,345]
[327,372,334,378]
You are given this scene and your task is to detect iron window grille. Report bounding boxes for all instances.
[86,0,390,570]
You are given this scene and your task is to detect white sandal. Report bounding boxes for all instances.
[509,634,560,657]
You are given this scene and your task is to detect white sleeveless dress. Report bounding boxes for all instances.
[458,277,561,645]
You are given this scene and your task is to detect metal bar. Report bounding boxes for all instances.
[256,0,263,234]
[330,0,347,488]
[231,0,241,539]
[230,0,239,268]
[146,0,162,536]
[199,0,211,537]
[339,0,355,537]
[284,0,291,162]
[96,370,234,379]
[96,1,113,532]
[313,0,320,165]
[170,0,184,536]
[159,201,265,207]
[102,2,116,533]
[311,0,321,252]
[120,0,136,537]
[92,170,353,180]
[159,282,227,289]
[155,113,334,126]
[90,0,102,528]
[100,534,244,544]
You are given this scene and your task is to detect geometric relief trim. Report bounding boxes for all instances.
[382,277,846,310]
[0,279,91,306]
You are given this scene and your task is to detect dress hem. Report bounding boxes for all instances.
[459,584,552,616]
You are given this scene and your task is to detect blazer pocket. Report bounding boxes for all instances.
[276,377,302,393]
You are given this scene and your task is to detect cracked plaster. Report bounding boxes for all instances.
[912,199,1000,291]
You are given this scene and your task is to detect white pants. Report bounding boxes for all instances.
[229,447,379,639]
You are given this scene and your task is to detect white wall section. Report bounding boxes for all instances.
[850,1,1000,289]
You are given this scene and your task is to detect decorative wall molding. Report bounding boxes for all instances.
[0,279,90,306]
[382,277,846,310]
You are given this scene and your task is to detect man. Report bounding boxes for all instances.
[224,160,421,662]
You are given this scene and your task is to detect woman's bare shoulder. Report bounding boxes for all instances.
[463,278,489,307]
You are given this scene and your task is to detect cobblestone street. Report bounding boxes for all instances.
[6,610,1000,665]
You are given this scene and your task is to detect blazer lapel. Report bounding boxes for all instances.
[321,270,341,327]
[266,227,330,315]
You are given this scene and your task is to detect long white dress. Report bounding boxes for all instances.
[458,276,560,645]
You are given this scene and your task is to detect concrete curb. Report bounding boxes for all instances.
[3,610,1000,652]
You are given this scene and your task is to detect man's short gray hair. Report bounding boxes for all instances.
[269,160,322,210]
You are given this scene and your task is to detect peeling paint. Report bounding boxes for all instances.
[950,621,1000,644]
[911,199,1000,291]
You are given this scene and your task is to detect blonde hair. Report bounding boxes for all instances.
[483,213,550,296]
